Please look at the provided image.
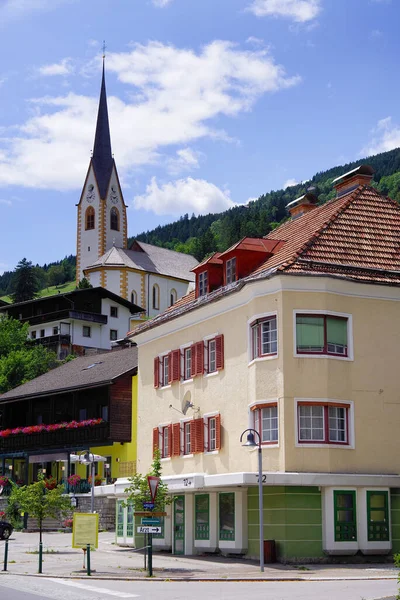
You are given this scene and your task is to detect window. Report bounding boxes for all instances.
[170,289,177,306]
[205,335,224,374]
[195,495,209,540]
[298,402,349,445]
[101,405,109,421]
[184,347,192,380]
[82,326,91,338]
[183,421,191,455]
[334,491,357,541]
[205,414,221,452]
[226,257,236,284]
[198,271,208,297]
[110,329,118,341]
[131,290,137,305]
[296,314,348,357]
[85,206,95,230]
[250,316,277,359]
[79,408,87,421]
[252,404,278,444]
[31,330,36,339]
[53,326,59,335]
[162,426,170,458]
[219,493,235,541]
[367,491,389,541]
[110,207,119,231]
[40,329,45,338]
[162,355,169,387]
[110,306,118,318]
[152,284,160,310]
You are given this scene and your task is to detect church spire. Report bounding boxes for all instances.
[92,56,113,199]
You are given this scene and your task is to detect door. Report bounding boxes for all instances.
[173,495,185,555]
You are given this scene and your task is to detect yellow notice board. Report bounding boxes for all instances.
[72,513,99,549]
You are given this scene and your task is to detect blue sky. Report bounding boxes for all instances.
[0,0,399,274]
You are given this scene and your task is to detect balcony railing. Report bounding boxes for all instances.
[24,309,108,327]
[0,423,110,452]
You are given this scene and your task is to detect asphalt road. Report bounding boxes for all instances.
[0,575,397,600]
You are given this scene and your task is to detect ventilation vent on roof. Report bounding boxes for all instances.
[82,361,103,370]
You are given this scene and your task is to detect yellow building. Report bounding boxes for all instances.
[128,165,400,561]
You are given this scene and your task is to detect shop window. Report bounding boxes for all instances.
[367,491,389,541]
[195,495,210,540]
[334,490,357,542]
[117,501,124,537]
[219,492,235,541]
[127,503,134,537]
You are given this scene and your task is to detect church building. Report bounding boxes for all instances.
[76,61,198,321]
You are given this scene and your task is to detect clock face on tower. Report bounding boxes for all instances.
[110,185,118,204]
[86,184,95,203]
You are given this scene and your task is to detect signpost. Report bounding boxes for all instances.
[142,517,161,526]
[137,526,162,534]
[146,476,160,577]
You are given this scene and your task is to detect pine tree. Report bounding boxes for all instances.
[10,258,39,303]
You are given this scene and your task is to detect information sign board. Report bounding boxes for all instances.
[72,513,99,549]
[137,526,161,534]
[142,517,161,525]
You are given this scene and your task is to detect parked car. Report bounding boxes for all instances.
[0,521,13,540]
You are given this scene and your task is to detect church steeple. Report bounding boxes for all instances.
[92,58,113,199]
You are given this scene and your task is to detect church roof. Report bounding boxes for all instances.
[92,60,114,199]
[84,242,198,282]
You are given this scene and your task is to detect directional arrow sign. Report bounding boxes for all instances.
[147,476,160,502]
[137,526,161,534]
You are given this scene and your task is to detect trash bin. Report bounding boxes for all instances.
[264,539,276,563]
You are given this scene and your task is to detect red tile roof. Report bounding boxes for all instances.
[128,185,400,337]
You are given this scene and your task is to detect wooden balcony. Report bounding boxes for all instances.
[0,422,110,453]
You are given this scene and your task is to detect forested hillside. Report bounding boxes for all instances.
[132,147,400,261]
[2,147,400,297]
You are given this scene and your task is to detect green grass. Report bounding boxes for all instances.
[1,281,76,303]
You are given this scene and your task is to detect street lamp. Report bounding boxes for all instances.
[240,428,264,572]
[80,452,96,513]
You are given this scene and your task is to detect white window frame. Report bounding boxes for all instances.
[157,351,172,389]
[247,312,278,365]
[203,411,220,454]
[180,418,193,457]
[203,333,220,377]
[199,271,208,297]
[294,398,355,449]
[248,400,279,448]
[226,257,237,284]
[293,310,354,361]
[179,342,194,383]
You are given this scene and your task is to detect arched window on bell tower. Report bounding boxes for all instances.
[131,290,138,305]
[110,207,120,231]
[85,206,95,230]
[152,284,160,310]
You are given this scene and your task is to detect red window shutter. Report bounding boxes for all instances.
[172,423,181,457]
[190,344,197,378]
[195,341,204,376]
[170,349,180,383]
[215,334,224,370]
[215,414,221,450]
[167,424,173,457]
[154,357,159,388]
[153,427,159,458]
[167,352,173,384]
[191,418,204,454]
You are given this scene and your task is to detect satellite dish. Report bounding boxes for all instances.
[182,391,193,415]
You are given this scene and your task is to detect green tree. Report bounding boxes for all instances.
[8,474,72,547]
[124,449,174,513]
[47,265,65,287]
[10,258,40,303]
[0,317,57,393]
[77,277,92,289]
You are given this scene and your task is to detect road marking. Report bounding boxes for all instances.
[47,579,139,598]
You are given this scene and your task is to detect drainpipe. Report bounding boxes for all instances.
[147,274,150,317]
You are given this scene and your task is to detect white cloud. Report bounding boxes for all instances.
[38,58,74,77]
[152,0,173,6]
[167,148,202,175]
[284,178,299,188]
[361,117,400,156]
[247,0,321,22]
[0,41,300,190]
[0,0,74,24]
[134,177,235,216]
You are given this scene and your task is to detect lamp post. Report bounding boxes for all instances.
[80,452,95,513]
[240,428,264,572]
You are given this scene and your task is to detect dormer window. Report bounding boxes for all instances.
[226,257,236,284]
[199,271,208,297]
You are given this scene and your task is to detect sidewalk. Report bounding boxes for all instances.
[0,531,398,581]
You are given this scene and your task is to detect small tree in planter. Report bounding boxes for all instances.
[8,474,72,572]
[124,448,174,512]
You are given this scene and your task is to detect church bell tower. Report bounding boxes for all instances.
[76,59,128,284]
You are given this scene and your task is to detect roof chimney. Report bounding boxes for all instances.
[332,164,374,198]
[286,191,318,219]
